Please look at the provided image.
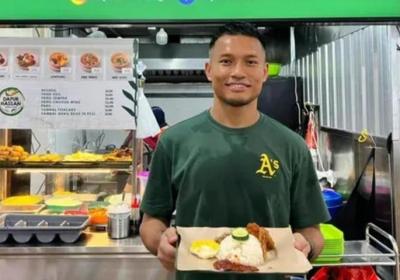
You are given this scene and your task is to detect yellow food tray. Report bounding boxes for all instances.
[1,195,43,206]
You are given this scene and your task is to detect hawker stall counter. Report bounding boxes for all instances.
[0,229,173,280]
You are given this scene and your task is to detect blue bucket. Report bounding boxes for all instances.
[323,189,343,219]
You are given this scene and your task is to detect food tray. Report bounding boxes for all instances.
[0,161,131,170]
[0,160,19,166]
[0,214,89,243]
[0,204,45,214]
[1,195,43,206]
[22,161,58,166]
[176,226,312,274]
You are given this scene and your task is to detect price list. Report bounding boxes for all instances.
[104,89,114,116]
[40,88,95,117]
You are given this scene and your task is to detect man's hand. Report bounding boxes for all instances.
[157,227,179,271]
[293,225,324,261]
[293,232,311,258]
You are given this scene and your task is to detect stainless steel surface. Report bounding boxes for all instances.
[282,25,393,137]
[0,231,149,255]
[318,128,356,193]
[0,257,173,280]
[391,140,400,256]
[0,229,172,280]
[319,128,392,233]
[389,26,400,280]
[142,58,207,70]
[144,83,212,94]
[390,27,400,141]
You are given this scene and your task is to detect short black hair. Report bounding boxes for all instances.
[209,22,266,52]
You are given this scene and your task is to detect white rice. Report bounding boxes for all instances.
[216,235,264,266]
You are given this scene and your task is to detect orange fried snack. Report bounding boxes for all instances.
[246,223,276,257]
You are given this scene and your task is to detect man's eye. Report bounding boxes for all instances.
[220,59,231,65]
[247,60,258,65]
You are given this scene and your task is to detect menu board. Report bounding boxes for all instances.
[0,38,137,130]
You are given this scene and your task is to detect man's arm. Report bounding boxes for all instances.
[140,214,168,255]
[140,213,178,271]
[293,224,324,261]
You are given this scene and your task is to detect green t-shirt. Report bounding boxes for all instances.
[141,111,330,280]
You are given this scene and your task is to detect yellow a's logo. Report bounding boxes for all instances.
[256,153,280,178]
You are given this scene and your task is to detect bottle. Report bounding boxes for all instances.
[131,196,141,235]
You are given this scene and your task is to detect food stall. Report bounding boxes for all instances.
[1,0,400,279]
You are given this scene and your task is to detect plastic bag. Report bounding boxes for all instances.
[311,266,378,280]
[331,148,376,240]
[136,87,160,139]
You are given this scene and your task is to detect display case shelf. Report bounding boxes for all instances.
[312,223,399,271]
[0,161,132,171]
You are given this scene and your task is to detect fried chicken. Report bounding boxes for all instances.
[246,223,276,257]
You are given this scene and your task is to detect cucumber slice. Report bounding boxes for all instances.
[232,227,249,241]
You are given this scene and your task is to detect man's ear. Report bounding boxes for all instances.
[205,62,212,82]
[263,63,269,82]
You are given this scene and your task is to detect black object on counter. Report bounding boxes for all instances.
[332,148,376,240]
[257,76,304,135]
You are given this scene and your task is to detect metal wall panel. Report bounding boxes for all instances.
[282,26,394,137]
[331,41,338,129]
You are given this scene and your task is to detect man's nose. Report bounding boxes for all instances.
[231,62,246,78]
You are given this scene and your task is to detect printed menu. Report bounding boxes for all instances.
[0,38,137,129]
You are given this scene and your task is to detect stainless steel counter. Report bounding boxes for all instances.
[0,230,149,255]
[0,230,174,280]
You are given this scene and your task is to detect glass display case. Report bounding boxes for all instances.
[0,128,137,227]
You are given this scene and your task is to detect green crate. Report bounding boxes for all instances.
[313,224,345,263]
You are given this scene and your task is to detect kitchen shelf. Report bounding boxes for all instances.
[312,223,399,271]
[0,161,132,171]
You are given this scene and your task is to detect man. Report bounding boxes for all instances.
[143,106,169,150]
[140,22,330,280]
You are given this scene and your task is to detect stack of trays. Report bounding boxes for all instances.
[313,223,344,264]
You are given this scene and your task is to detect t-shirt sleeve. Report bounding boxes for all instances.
[140,140,175,221]
[290,146,330,229]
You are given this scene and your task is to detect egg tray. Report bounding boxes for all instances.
[0,214,89,244]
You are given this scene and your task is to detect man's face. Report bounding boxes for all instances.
[205,35,268,107]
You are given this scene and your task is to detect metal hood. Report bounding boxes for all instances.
[140,43,209,83]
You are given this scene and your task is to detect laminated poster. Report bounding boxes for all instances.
[0,38,140,130]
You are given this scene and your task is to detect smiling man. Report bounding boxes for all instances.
[140,22,330,280]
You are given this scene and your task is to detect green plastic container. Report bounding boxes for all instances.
[46,204,82,213]
[313,224,344,264]
[88,201,109,210]
[45,197,82,213]
[268,63,281,76]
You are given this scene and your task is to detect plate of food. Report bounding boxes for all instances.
[0,53,7,67]
[49,52,69,72]
[80,52,100,73]
[16,52,38,70]
[110,52,130,72]
[176,223,312,274]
